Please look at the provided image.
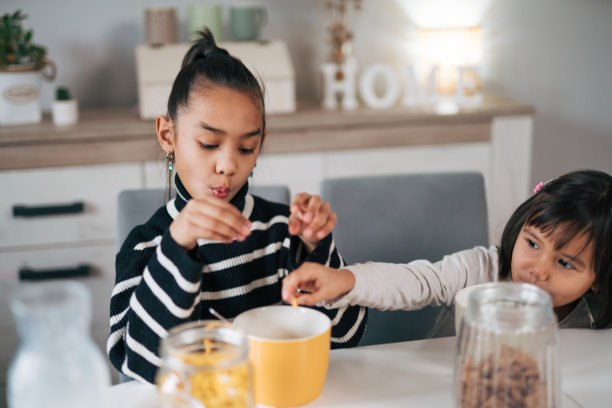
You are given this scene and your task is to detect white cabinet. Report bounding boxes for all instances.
[0,163,143,386]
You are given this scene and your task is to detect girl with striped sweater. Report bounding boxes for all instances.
[107,29,366,383]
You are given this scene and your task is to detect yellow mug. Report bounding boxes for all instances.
[233,305,331,407]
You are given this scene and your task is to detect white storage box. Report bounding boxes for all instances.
[135,40,295,119]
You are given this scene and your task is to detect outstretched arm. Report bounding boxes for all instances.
[285,246,499,312]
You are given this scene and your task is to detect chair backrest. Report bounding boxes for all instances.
[116,188,166,249]
[116,184,291,248]
[321,172,488,345]
[248,184,291,207]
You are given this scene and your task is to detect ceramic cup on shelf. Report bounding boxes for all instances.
[234,305,331,407]
[229,4,267,41]
[187,4,223,42]
[145,6,178,45]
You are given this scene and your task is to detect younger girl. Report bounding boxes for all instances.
[108,30,366,383]
[282,170,612,334]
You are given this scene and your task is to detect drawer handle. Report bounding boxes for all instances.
[19,264,92,281]
[12,201,85,217]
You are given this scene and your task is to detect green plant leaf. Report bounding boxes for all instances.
[0,10,47,69]
[56,86,71,100]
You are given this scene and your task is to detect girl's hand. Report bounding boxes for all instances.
[281,262,356,306]
[169,197,252,250]
[288,193,337,252]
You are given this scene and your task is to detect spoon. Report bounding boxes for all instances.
[209,307,232,325]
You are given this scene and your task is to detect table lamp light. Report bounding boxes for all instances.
[417,26,483,112]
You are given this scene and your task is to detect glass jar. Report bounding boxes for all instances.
[7,281,110,408]
[157,320,253,408]
[454,282,560,408]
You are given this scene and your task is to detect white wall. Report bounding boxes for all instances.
[482,0,612,183]
[4,0,612,185]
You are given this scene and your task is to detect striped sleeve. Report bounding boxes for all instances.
[287,233,368,348]
[107,229,202,384]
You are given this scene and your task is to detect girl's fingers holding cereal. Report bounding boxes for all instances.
[283,256,357,305]
[195,217,249,241]
[172,198,252,245]
[281,263,317,302]
[171,215,240,246]
[305,194,324,214]
[290,193,314,223]
[315,211,337,239]
[303,202,333,238]
[291,292,319,307]
[288,213,305,236]
[282,262,351,306]
[290,192,311,208]
[197,198,252,234]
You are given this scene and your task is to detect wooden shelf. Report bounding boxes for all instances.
[0,95,533,171]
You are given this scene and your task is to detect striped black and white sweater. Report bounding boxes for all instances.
[107,177,367,383]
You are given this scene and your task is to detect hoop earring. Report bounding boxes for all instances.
[166,151,174,172]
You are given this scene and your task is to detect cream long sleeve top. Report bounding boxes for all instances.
[326,246,498,311]
[324,245,594,335]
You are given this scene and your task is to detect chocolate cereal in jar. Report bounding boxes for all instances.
[454,282,560,408]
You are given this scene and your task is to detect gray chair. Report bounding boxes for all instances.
[116,184,291,247]
[321,172,488,346]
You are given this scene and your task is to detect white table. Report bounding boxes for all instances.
[106,329,611,408]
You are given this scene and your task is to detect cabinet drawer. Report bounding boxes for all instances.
[0,163,142,248]
[0,243,116,330]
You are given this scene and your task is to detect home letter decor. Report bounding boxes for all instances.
[455,65,482,107]
[402,65,439,107]
[321,61,358,110]
[358,63,401,109]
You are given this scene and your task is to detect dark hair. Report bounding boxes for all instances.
[498,169,612,328]
[167,28,266,128]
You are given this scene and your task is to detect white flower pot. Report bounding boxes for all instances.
[0,70,42,126]
[52,99,79,126]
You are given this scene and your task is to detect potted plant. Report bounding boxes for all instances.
[52,86,78,126]
[0,10,56,126]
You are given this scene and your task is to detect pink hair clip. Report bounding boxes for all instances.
[533,181,545,193]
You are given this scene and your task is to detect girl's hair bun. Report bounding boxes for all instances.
[182,28,229,68]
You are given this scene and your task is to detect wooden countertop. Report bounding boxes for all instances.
[0,95,533,171]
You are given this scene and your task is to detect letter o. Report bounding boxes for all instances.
[359,63,401,109]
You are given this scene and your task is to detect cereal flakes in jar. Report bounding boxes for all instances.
[157,321,253,408]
